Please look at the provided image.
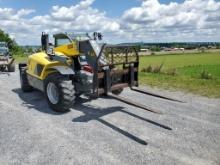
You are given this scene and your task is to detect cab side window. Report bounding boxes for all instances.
[55,38,71,47]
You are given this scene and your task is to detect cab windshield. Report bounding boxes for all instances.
[56,38,71,47]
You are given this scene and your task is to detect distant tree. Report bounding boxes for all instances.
[0,29,24,55]
[136,45,141,51]
[150,46,161,52]
[28,47,33,53]
[24,46,33,53]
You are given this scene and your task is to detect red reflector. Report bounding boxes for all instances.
[83,65,93,73]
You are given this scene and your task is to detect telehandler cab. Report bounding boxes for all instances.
[19,32,182,113]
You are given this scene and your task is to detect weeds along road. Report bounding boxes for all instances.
[0,68,220,165]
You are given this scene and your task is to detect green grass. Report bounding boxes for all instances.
[139,52,220,98]
[14,56,27,63]
[178,65,220,78]
[139,52,220,69]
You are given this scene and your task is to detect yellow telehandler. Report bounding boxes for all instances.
[19,32,181,113]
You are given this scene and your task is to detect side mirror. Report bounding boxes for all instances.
[98,33,103,40]
[93,32,103,40]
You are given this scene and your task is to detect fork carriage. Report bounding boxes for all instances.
[92,45,139,96]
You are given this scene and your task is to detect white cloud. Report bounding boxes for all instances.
[121,0,220,42]
[28,0,121,44]
[43,0,121,33]
[0,0,121,45]
[0,0,220,45]
[0,8,36,44]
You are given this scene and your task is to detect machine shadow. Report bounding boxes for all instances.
[74,97,172,130]
[12,88,63,115]
[72,97,172,145]
[12,88,171,145]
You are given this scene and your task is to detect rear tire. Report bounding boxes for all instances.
[20,68,33,92]
[8,63,15,72]
[44,74,75,113]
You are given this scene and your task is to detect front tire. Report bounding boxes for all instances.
[44,74,75,112]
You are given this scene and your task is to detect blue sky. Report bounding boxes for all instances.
[0,0,184,17]
[0,0,219,45]
[1,0,129,17]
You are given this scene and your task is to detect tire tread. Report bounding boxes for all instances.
[44,73,76,112]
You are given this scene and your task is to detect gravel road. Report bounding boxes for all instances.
[0,69,220,165]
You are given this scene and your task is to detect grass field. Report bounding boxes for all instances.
[139,52,220,98]
[14,56,27,63]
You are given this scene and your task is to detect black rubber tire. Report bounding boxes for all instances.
[44,73,75,113]
[20,68,33,92]
[7,63,15,72]
[112,88,123,95]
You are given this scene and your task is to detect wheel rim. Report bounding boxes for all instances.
[47,82,59,104]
